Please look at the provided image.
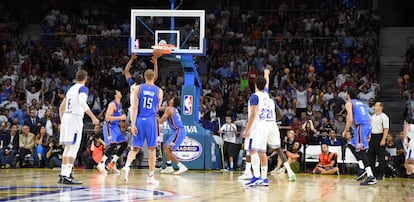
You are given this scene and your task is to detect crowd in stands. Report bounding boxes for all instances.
[0,0,408,176]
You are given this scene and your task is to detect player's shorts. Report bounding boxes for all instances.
[132,116,158,148]
[224,142,238,158]
[350,123,372,152]
[247,121,281,152]
[406,139,414,161]
[103,121,126,146]
[59,113,83,147]
[243,137,250,151]
[128,107,133,124]
[166,128,186,150]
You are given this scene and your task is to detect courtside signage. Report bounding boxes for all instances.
[173,137,202,162]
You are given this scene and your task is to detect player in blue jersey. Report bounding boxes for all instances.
[342,87,376,185]
[97,90,127,174]
[58,70,99,184]
[122,61,163,184]
[158,96,188,175]
[124,53,158,124]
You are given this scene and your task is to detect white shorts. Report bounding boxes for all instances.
[128,107,133,124]
[247,121,281,152]
[59,113,83,147]
[243,137,250,151]
[406,139,414,161]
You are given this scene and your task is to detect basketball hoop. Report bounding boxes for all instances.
[151,42,175,55]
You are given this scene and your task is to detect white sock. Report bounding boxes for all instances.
[230,162,234,169]
[149,171,154,177]
[358,160,365,169]
[251,153,260,178]
[365,166,374,177]
[65,164,73,177]
[60,164,67,176]
[261,166,268,179]
[112,155,119,163]
[284,162,294,176]
[101,156,108,164]
[245,162,252,175]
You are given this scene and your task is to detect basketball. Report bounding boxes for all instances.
[153,49,163,58]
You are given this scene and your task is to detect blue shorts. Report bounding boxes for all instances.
[103,122,126,146]
[166,128,187,150]
[350,123,372,152]
[132,116,158,148]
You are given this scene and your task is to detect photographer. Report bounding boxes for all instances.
[46,133,63,168]
[82,128,105,169]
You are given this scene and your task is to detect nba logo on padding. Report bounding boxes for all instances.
[183,95,193,115]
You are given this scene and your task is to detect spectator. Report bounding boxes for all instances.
[313,144,340,174]
[25,79,44,105]
[324,129,342,146]
[18,125,35,167]
[35,125,50,168]
[0,124,19,168]
[395,131,408,175]
[24,109,40,134]
[302,119,318,144]
[333,115,346,134]
[316,130,329,145]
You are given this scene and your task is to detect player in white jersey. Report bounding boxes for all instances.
[403,121,414,177]
[243,68,295,187]
[58,70,99,184]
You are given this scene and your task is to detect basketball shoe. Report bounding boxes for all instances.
[257,178,269,186]
[238,172,253,180]
[147,175,159,185]
[97,163,107,174]
[160,167,175,174]
[356,169,367,181]
[106,162,120,174]
[245,177,262,187]
[174,166,188,175]
[360,176,377,185]
[289,174,296,182]
[60,175,82,185]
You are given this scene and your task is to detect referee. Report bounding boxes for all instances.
[369,102,389,179]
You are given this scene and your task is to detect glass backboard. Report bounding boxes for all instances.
[130,9,205,56]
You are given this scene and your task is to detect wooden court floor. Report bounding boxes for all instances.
[0,168,413,201]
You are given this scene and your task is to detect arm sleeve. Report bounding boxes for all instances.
[79,86,90,112]
[264,87,269,94]
[249,94,259,106]
[127,78,135,87]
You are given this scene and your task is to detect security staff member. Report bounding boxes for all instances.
[369,102,389,179]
